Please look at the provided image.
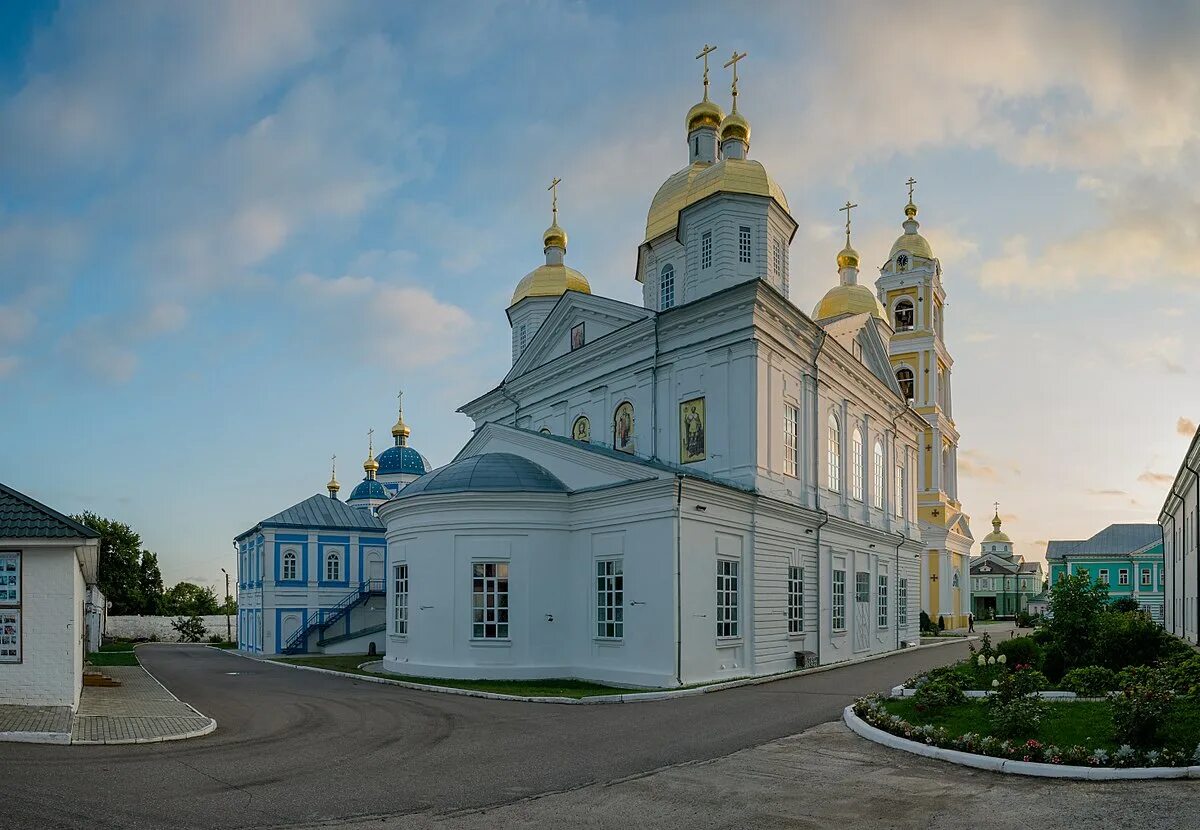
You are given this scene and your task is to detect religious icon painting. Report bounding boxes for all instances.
[679,397,705,463]
[613,402,634,453]
[572,415,591,443]
[570,322,585,351]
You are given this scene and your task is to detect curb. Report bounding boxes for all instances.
[842,705,1199,780]
[218,636,978,705]
[889,685,1079,700]
[0,730,71,745]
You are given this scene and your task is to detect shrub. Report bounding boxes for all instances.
[990,697,1045,739]
[1110,597,1141,613]
[1164,656,1200,695]
[1042,644,1067,684]
[1015,610,1035,628]
[1043,573,1109,671]
[993,665,1049,704]
[1093,611,1173,671]
[920,610,935,634]
[996,636,1044,670]
[937,615,946,631]
[1111,677,1174,748]
[1061,666,1118,696]
[206,633,225,644]
[171,614,206,643]
[912,676,966,712]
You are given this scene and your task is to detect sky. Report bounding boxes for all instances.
[2,0,1198,591]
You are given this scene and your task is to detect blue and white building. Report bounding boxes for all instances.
[235,400,431,655]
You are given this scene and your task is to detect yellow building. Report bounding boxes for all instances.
[874,189,973,627]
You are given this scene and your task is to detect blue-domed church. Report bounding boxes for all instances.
[234,393,432,655]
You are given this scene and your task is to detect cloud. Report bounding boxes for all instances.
[964,332,996,344]
[1179,417,1197,437]
[957,449,1000,481]
[1138,471,1175,487]
[1087,489,1127,496]
[57,302,191,382]
[0,356,18,378]
[1109,336,1186,376]
[0,305,36,343]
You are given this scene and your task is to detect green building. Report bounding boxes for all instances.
[969,509,1043,618]
[1046,523,1165,622]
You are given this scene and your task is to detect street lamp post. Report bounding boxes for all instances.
[219,567,231,644]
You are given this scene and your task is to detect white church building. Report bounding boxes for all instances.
[374,53,972,687]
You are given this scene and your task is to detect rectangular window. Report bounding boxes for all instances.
[1142,568,1152,586]
[893,464,905,517]
[660,266,675,310]
[596,559,624,639]
[471,562,509,639]
[0,551,21,664]
[872,442,884,509]
[855,571,870,604]
[518,324,528,354]
[781,243,790,297]
[832,569,846,631]
[1099,568,1109,584]
[787,566,804,634]
[393,564,408,635]
[739,226,751,263]
[1119,568,1129,586]
[716,559,739,638]
[784,403,799,477]
[898,577,908,629]
[701,230,712,269]
[850,430,863,501]
[878,574,889,628]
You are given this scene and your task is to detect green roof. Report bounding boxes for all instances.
[0,482,99,539]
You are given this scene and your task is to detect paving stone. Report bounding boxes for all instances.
[0,704,72,735]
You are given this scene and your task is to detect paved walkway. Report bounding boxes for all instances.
[71,664,215,744]
[0,704,73,743]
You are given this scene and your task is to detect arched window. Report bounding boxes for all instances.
[282,550,297,581]
[660,264,675,310]
[850,427,864,501]
[827,413,841,493]
[894,298,914,331]
[872,440,884,509]
[896,367,915,402]
[572,415,591,443]
[325,551,340,582]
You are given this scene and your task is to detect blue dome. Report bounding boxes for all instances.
[348,478,390,502]
[377,445,431,476]
[396,453,567,498]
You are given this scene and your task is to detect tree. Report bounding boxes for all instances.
[171,615,207,643]
[217,596,238,615]
[162,582,219,616]
[1045,572,1109,671]
[1110,596,1141,614]
[137,551,165,615]
[74,512,142,614]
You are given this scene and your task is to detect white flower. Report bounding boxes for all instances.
[988,656,996,665]
[997,654,1007,664]
[992,679,999,688]
[977,655,987,666]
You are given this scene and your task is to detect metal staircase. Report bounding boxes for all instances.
[281,579,385,654]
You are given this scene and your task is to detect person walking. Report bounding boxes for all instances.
[968,613,975,633]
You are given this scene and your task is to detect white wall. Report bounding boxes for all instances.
[106,615,236,642]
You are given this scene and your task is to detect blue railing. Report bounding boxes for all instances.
[281,579,386,654]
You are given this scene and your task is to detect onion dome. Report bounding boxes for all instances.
[362,430,379,477]
[813,285,884,320]
[686,99,724,133]
[719,110,750,146]
[363,454,379,475]
[982,508,1012,544]
[836,243,860,270]
[889,198,934,260]
[645,159,788,243]
[349,478,389,502]
[326,455,340,498]
[542,222,567,251]
[510,180,591,306]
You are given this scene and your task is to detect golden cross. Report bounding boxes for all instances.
[723,50,747,111]
[367,428,374,455]
[696,44,718,100]
[330,454,336,478]
[994,501,1000,513]
[547,177,562,223]
[906,176,917,203]
[397,388,404,415]
[839,200,858,245]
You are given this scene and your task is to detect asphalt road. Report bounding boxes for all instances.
[2,641,974,830]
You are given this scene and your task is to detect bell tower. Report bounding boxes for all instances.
[875,179,973,628]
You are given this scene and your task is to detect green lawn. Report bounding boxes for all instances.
[884,697,1200,752]
[98,640,137,652]
[88,649,139,666]
[270,654,628,698]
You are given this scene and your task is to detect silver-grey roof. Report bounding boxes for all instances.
[396,453,568,498]
[1046,523,1162,560]
[236,493,384,541]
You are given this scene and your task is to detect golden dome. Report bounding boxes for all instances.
[644,158,789,243]
[889,231,934,260]
[836,244,860,270]
[510,264,592,306]
[812,285,884,321]
[719,111,751,145]
[391,416,411,440]
[363,455,379,473]
[543,222,567,251]
[327,476,340,493]
[686,99,725,132]
[983,511,1011,544]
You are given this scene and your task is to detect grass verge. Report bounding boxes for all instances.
[88,650,139,666]
[270,654,628,698]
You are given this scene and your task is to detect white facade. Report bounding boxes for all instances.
[1161,424,1200,644]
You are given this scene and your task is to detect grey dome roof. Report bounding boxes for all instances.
[396,453,568,498]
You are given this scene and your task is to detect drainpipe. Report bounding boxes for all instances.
[812,505,829,667]
[894,530,905,650]
[1185,459,1200,645]
[675,474,683,686]
[651,314,661,461]
[810,330,829,667]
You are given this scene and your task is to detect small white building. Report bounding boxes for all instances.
[1160,422,1200,645]
[0,482,100,709]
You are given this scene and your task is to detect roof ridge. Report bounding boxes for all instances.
[0,481,100,539]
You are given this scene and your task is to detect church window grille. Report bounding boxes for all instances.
[1119,569,1129,586]
[784,403,799,477]
[896,367,915,402]
[701,231,712,269]
[872,440,884,509]
[850,427,864,501]
[1142,568,1152,586]
[832,570,847,630]
[788,567,804,633]
[660,264,675,310]
[472,562,509,639]
[325,552,341,581]
[899,577,908,628]
[781,244,790,295]
[827,413,841,492]
[393,564,408,635]
[878,574,889,628]
[596,559,623,639]
[1099,568,1109,584]
[894,299,914,331]
[282,550,297,581]
[716,560,739,638]
[739,226,751,263]
[518,324,527,354]
[893,464,905,518]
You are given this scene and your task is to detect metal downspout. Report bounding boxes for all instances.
[675,474,683,686]
[894,531,905,650]
[652,314,661,461]
[1185,460,1200,645]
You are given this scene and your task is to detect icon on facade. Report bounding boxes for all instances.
[680,397,706,463]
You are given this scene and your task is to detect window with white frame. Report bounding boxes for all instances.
[1119,568,1129,586]
[701,230,712,269]
[855,571,870,604]
[784,403,799,477]
[827,413,841,492]
[850,427,864,501]
[282,550,297,581]
[772,238,782,278]
[660,264,675,310]
[472,562,509,639]
[325,551,340,581]
[1142,568,1152,586]
[893,463,905,517]
[716,559,739,638]
[894,298,914,331]
[1099,568,1109,584]
[898,577,908,627]
[739,226,751,263]
[878,574,889,627]
[788,566,804,634]
[872,439,884,509]
[596,559,623,639]
[833,569,846,630]
[393,564,408,635]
